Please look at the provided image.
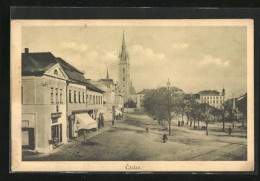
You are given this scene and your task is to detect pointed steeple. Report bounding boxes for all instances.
[106,68,109,79]
[119,31,129,63]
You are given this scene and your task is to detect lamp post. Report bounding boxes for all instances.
[167,78,171,135]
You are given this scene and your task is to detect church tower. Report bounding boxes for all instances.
[118,31,130,103]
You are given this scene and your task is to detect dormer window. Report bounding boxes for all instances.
[54,69,58,76]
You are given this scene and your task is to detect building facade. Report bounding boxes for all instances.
[198,89,226,109]
[22,49,103,152]
[22,51,68,153]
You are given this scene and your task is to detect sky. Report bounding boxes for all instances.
[22,25,247,98]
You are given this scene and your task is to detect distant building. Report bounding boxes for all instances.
[137,89,151,107]
[198,89,226,109]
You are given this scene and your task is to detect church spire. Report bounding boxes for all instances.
[119,31,129,63]
[106,68,109,79]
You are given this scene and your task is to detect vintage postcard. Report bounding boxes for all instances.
[11,19,254,172]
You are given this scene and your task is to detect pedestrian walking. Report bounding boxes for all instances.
[228,126,232,136]
[163,133,168,143]
[146,126,149,133]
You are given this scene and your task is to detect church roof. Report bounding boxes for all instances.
[119,31,129,63]
[129,85,136,95]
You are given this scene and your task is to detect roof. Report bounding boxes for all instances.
[198,90,220,95]
[184,94,200,100]
[22,52,104,94]
[137,89,151,94]
[22,52,57,76]
[98,79,115,88]
[85,80,105,93]
[129,85,136,95]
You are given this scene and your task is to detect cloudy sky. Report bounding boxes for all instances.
[22,25,247,98]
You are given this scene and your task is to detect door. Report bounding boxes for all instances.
[22,128,35,150]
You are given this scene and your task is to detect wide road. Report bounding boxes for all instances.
[23,110,247,161]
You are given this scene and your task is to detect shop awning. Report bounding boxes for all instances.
[75,113,97,130]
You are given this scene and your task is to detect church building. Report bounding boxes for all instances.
[118,32,139,107]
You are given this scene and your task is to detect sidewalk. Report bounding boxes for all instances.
[23,119,121,160]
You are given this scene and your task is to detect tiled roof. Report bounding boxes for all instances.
[22,52,57,76]
[22,52,104,93]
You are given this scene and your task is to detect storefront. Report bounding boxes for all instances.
[22,115,35,150]
[51,112,63,146]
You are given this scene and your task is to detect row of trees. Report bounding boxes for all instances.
[143,87,246,135]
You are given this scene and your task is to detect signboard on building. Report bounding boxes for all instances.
[51,112,62,123]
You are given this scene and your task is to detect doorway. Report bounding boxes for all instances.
[51,124,62,144]
[22,128,35,150]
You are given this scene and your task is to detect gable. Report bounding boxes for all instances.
[44,63,68,80]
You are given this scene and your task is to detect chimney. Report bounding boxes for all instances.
[25,48,29,54]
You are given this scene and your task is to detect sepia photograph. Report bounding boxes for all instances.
[11,19,254,172]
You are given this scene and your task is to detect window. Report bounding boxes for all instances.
[55,88,58,103]
[74,91,77,103]
[216,100,218,104]
[69,90,72,103]
[123,77,125,81]
[60,89,63,103]
[51,88,54,103]
[83,92,85,103]
[93,95,95,104]
[86,94,88,104]
[216,96,218,99]
[96,96,98,104]
[213,100,215,103]
[54,69,58,76]
[123,68,125,73]
[101,96,102,104]
[220,100,222,104]
[21,87,23,104]
[79,91,81,103]
[90,95,92,104]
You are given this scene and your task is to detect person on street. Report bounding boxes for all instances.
[146,126,149,133]
[163,133,168,143]
[228,126,232,136]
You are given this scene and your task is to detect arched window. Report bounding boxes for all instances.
[123,68,125,73]
[54,69,58,75]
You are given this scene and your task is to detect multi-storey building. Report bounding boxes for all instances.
[22,49,103,152]
[198,89,226,109]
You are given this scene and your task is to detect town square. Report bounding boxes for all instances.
[20,24,248,161]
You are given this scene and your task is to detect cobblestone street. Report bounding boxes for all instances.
[23,110,247,161]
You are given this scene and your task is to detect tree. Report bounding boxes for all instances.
[176,95,187,125]
[210,107,222,122]
[200,103,212,135]
[237,94,247,127]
